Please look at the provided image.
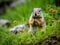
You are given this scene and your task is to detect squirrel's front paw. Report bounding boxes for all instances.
[29,20,33,25]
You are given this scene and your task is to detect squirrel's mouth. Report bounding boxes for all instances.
[32,15,42,19]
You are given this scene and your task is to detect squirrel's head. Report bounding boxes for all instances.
[32,8,42,17]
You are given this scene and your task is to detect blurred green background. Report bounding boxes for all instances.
[0,0,60,45]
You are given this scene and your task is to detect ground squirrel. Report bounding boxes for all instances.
[28,8,46,34]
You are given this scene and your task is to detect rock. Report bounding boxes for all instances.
[10,23,27,34]
[0,19,12,27]
[42,34,60,45]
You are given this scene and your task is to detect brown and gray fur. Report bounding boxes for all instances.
[28,8,46,34]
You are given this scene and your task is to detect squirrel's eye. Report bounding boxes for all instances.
[39,10,41,12]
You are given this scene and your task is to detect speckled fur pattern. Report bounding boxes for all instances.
[28,8,46,34]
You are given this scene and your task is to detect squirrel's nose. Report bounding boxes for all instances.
[35,13,37,16]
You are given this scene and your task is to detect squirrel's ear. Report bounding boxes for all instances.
[39,8,41,9]
[34,8,36,11]
[38,8,41,10]
[34,8,35,10]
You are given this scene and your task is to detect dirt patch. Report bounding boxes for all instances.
[42,34,60,45]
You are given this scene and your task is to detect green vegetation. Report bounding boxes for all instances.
[0,0,60,45]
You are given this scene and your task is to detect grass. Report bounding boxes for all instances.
[0,0,60,45]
